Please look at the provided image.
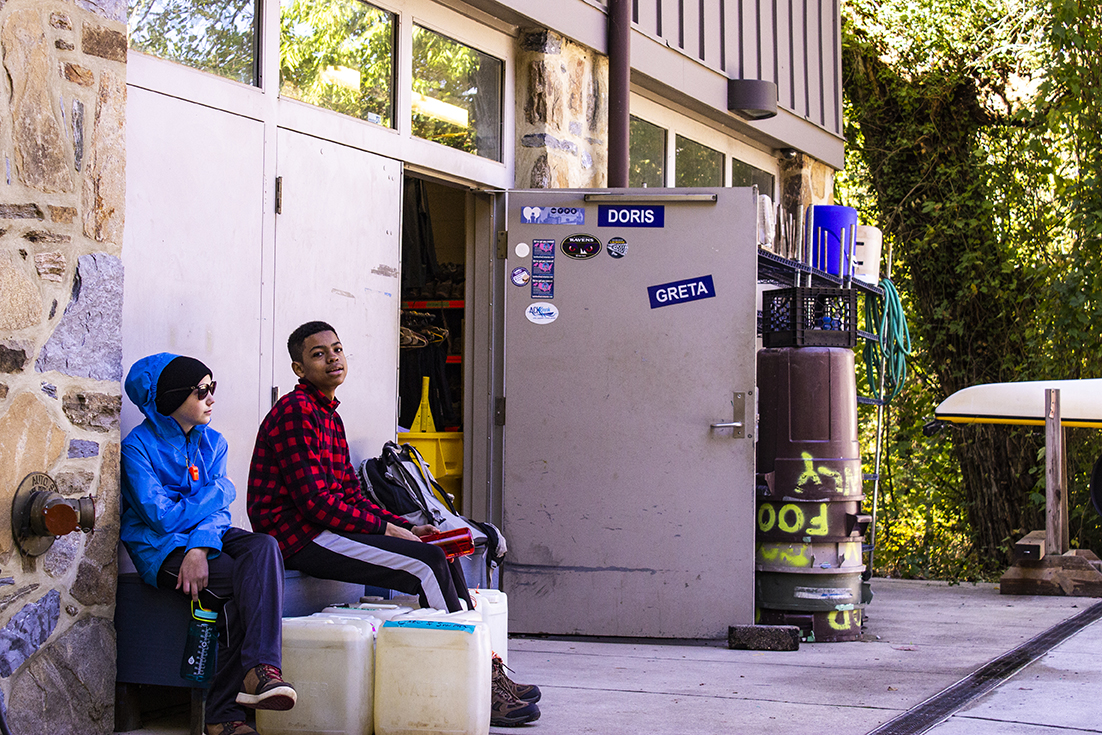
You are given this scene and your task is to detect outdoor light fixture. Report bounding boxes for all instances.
[12,472,95,556]
[727,79,778,121]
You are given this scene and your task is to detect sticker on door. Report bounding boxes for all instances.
[647,275,716,309]
[525,303,559,324]
[522,206,585,225]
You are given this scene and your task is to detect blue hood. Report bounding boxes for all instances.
[125,352,210,441]
[120,353,232,586]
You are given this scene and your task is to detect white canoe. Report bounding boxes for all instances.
[935,378,1102,429]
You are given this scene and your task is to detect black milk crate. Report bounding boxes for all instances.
[761,287,857,348]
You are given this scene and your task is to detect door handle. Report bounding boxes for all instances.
[710,391,751,438]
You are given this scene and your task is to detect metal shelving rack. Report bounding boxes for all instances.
[756,248,888,586]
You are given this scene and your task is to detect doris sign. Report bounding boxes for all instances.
[647,275,716,309]
[597,205,665,228]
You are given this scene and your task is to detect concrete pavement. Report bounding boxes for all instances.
[121,578,1101,735]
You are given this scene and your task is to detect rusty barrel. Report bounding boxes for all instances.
[755,347,869,642]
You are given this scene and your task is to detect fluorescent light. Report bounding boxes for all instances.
[412,91,468,128]
[320,66,360,92]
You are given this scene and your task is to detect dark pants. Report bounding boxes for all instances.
[158,527,284,725]
[286,530,472,612]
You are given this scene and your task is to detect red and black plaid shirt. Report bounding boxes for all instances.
[247,380,412,558]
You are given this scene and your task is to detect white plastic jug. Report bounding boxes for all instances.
[257,615,378,735]
[323,601,416,621]
[469,588,508,665]
[854,225,882,285]
[374,609,491,735]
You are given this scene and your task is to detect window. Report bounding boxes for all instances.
[280,0,396,127]
[411,26,502,161]
[732,159,775,197]
[128,0,260,85]
[675,135,724,187]
[629,116,666,188]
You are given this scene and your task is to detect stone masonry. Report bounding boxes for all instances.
[0,0,125,732]
[516,29,608,189]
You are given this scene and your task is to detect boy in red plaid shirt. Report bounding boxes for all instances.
[247,321,471,612]
[247,321,541,725]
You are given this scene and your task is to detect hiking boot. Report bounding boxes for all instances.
[205,722,257,735]
[493,654,542,703]
[235,663,297,710]
[491,674,541,726]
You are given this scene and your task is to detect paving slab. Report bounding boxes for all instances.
[117,578,1099,735]
[925,619,1102,735]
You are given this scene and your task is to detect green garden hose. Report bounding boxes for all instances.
[863,278,912,403]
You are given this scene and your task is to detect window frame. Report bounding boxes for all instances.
[630,93,779,196]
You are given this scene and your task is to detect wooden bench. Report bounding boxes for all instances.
[114,570,374,734]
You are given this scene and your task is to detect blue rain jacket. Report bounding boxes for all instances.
[120,352,235,587]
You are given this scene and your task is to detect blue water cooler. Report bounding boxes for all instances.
[806,205,858,277]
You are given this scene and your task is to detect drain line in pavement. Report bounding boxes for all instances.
[866,600,1102,735]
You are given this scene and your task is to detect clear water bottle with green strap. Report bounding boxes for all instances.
[180,600,218,683]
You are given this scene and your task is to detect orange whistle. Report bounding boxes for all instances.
[189,465,199,482]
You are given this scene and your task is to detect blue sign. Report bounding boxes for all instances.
[598,205,665,228]
[647,275,716,309]
[521,205,585,225]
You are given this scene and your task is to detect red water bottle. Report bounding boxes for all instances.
[421,528,475,559]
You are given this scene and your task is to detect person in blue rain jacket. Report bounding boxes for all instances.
[120,353,296,735]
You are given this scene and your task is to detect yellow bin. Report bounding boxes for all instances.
[396,431,463,510]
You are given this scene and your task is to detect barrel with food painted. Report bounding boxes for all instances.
[755,346,871,641]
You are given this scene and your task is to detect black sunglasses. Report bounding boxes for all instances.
[163,381,217,400]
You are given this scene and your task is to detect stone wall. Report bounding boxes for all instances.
[0,0,125,732]
[515,29,608,189]
[780,151,835,210]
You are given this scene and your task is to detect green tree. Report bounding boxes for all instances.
[842,0,1047,568]
[279,0,395,126]
[843,0,1102,574]
[129,0,258,84]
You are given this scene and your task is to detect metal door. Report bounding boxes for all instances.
[500,188,758,638]
[273,130,403,462]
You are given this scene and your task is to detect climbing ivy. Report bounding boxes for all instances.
[842,0,1102,576]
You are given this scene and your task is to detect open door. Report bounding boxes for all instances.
[498,188,758,638]
[273,131,403,462]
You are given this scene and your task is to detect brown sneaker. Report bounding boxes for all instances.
[491,673,541,726]
[492,654,542,703]
[205,722,257,735]
[235,663,297,710]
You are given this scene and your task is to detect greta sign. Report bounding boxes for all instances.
[647,275,716,309]
[597,205,665,227]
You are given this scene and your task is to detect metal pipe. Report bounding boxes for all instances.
[607,0,631,187]
[865,241,894,579]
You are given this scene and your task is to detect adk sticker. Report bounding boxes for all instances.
[561,233,602,260]
[511,267,531,286]
[521,206,585,225]
[525,303,559,324]
[515,242,531,258]
[607,237,628,259]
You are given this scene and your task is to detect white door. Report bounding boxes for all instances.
[123,87,266,528]
[500,188,759,638]
[272,130,403,463]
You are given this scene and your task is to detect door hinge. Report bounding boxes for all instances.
[494,397,506,426]
[271,386,279,407]
[496,230,507,260]
[275,176,283,214]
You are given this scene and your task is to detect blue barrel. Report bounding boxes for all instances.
[806,205,857,277]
